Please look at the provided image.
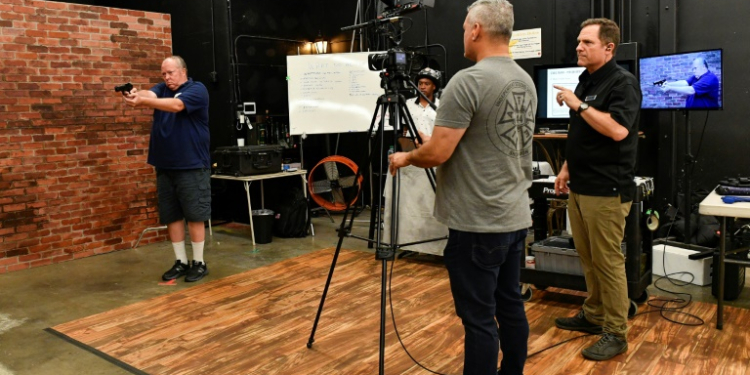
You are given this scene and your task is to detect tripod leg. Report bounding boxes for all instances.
[308,97,387,348]
[308,163,370,347]
[306,237,345,348]
[378,257,388,373]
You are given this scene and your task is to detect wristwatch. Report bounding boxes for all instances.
[577,102,590,115]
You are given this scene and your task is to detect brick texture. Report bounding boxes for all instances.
[0,0,173,273]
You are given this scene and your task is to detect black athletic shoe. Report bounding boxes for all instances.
[582,333,628,360]
[555,310,603,334]
[162,260,190,281]
[185,260,209,282]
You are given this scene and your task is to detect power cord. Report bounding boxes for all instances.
[526,333,595,358]
[388,254,450,375]
[636,206,704,326]
[384,205,706,370]
[526,212,705,358]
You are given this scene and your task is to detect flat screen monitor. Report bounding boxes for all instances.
[639,49,723,110]
[534,64,583,125]
[534,61,634,126]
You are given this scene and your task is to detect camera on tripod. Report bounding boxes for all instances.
[368,47,411,74]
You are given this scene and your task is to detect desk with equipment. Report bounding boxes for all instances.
[523,176,655,314]
[698,188,750,329]
[211,170,311,246]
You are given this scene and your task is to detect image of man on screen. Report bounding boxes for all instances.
[660,57,720,108]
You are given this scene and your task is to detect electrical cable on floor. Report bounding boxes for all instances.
[644,206,705,326]
[526,333,595,358]
[528,206,706,357]
[388,248,450,375]
[382,206,707,371]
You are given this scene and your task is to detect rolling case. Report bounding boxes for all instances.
[212,145,282,176]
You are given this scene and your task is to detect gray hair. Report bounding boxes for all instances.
[467,0,514,40]
[165,55,188,70]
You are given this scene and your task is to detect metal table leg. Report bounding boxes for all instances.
[300,174,315,236]
[717,217,726,329]
[244,181,256,247]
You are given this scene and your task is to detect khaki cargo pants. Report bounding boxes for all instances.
[567,191,631,339]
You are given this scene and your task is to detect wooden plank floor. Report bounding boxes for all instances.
[51,248,750,375]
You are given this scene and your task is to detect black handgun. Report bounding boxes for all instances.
[652,79,667,87]
[114,82,133,95]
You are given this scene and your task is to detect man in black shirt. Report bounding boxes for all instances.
[552,18,641,361]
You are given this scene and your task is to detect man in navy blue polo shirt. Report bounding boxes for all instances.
[660,57,720,108]
[124,56,211,282]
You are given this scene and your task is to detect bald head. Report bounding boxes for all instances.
[165,55,187,70]
[691,57,709,78]
[161,56,188,91]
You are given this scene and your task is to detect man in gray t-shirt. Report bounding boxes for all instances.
[389,1,535,374]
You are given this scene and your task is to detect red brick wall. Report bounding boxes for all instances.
[0,0,172,273]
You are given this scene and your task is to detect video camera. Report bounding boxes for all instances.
[114,82,133,94]
[342,0,438,95]
[368,47,412,74]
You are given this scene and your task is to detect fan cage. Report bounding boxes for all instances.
[308,155,364,211]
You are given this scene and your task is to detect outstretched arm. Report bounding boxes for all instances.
[388,125,466,175]
[124,88,184,112]
[661,80,696,95]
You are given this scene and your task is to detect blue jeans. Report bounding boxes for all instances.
[444,229,529,375]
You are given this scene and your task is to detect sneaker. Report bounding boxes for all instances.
[582,333,628,360]
[162,260,190,281]
[555,310,603,334]
[185,260,209,282]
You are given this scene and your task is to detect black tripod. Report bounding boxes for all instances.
[306,71,442,374]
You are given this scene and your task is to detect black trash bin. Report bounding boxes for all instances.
[251,209,274,244]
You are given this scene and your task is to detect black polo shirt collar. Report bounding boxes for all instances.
[579,59,618,86]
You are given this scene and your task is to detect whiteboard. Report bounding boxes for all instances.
[287,52,390,135]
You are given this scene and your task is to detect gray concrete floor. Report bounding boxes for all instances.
[1,212,748,375]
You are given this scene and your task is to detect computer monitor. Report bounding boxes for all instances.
[533,61,635,127]
[534,64,584,126]
[639,49,723,110]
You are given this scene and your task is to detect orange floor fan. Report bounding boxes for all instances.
[308,155,364,212]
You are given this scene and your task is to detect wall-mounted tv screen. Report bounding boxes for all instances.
[639,49,723,110]
[534,61,634,125]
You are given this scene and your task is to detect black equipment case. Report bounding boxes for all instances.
[212,145,282,176]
